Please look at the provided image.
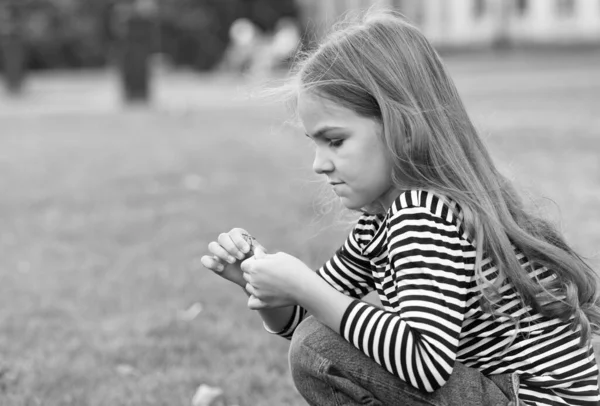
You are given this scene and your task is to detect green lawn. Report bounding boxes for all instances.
[1,50,599,406]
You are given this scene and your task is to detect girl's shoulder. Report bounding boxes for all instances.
[388,189,464,228]
[355,189,466,236]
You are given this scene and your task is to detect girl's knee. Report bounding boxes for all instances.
[289,316,334,380]
[290,316,322,347]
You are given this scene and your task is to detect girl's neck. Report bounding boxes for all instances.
[364,187,404,215]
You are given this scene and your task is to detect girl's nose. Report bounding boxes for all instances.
[312,149,334,174]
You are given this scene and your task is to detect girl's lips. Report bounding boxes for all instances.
[331,183,345,194]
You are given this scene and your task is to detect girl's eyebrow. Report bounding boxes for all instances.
[305,126,344,140]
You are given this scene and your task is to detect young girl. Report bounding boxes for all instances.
[200,9,600,406]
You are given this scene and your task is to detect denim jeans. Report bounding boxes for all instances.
[289,316,521,406]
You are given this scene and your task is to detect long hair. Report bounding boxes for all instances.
[285,9,600,345]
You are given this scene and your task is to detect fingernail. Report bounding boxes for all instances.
[237,252,245,260]
[216,264,224,272]
[227,256,236,264]
[242,244,250,253]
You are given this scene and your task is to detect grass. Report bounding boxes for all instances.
[0,50,599,406]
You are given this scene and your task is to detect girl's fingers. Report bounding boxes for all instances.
[245,283,256,297]
[247,294,267,310]
[252,245,267,259]
[230,228,252,256]
[208,241,237,264]
[240,256,253,273]
[218,232,245,261]
[200,255,225,273]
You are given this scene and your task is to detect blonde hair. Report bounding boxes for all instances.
[283,9,600,345]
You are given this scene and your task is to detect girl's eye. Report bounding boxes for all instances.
[329,139,344,148]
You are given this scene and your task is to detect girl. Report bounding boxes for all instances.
[200,9,600,406]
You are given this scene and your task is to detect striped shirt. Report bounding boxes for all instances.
[269,190,600,405]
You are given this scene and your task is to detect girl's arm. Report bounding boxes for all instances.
[248,272,353,338]
[293,199,470,393]
[258,305,296,333]
[246,266,353,337]
[258,215,378,339]
[242,287,297,334]
[293,271,354,335]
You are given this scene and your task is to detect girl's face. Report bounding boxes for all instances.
[298,92,398,212]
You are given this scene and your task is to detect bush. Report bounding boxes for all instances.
[0,0,297,72]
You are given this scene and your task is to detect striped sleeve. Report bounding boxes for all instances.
[339,204,470,392]
[316,215,377,298]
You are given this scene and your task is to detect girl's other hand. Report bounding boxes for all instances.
[241,250,311,310]
[200,228,264,288]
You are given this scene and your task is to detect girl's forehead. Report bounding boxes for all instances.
[298,91,328,109]
[298,92,353,119]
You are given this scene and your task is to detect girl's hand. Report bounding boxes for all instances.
[200,228,264,288]
[240,249,312,310]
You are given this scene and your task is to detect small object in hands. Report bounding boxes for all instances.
[241,232,257,256]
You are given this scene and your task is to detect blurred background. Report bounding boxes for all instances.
[0,1,599,405]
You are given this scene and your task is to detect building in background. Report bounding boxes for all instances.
[297,0,600,47]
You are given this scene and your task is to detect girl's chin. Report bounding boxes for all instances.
[336,190,393,214]
[338,196,360,210]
